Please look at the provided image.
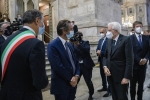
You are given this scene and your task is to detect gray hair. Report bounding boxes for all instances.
[22,9,43,24]
[108,22,121,33]
[0,22,10,31]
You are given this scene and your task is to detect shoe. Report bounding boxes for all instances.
[97,88,107,92]
[103,92,111,97]
[88,96,93,100]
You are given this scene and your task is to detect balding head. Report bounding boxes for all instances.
[99,28,107,38]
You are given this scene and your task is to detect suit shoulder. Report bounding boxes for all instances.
[48,38,59,47]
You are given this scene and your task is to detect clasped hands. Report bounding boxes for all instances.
[104,67,129,85]
[139,58,147,65]
[70,76,79,87]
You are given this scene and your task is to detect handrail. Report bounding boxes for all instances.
[44,31,54,40]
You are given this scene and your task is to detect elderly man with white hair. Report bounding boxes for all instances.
[103,22,134,100]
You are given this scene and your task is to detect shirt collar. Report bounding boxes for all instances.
[2,35,7,40]
[23,26,36,35]
[58,36,66,45]
[135,33,141,37]
[113,34,119,42]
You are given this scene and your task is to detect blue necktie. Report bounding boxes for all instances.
[65,42,75,74]
[138,35,142,47]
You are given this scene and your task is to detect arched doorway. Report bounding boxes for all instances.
[39,0,53,43]
[16,0,24,17]
[27,0,34,10]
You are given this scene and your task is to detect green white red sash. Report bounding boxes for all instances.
[1,30,36,81]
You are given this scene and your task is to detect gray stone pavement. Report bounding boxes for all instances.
[43,65,150,100]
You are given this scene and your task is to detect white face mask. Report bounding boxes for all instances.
[99,33,105,38]
[135,27,142,34]
[106,31,113,39]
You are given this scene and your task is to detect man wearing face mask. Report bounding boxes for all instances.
[0,22,10,45]
[73,32,95,100]
[130,21,150,100]
[0,9,48,100]
[103,22,133,100]
[47,20,80,100]
[96,28,111,97]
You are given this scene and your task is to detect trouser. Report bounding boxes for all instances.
[78,63,94,96]
[108,77,128,100]
[130,67,146,100]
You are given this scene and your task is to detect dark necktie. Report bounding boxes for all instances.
[112,40,116,48]
[65,42,75,74]
[100,38,104,50]
[138,35,142,47]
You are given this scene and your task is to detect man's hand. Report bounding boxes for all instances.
[70,76,78,87]
[139,58,147,65]
[121,78,129,85]
[104,67,111,76]
[96,50,101,56]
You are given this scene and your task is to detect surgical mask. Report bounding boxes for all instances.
[38,23,45,35]
[67,31,74,39]
[106,31,113,39]
[99,33,105,38]
[135,27,142,34]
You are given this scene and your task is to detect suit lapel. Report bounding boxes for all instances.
[57,37,70,62]
[108,39,112,57]
[133,34,142,48]
[111,35,123,56]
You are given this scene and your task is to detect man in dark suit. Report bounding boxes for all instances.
[72,21,78,33]
[103,22,133,100]
[130,21,150,100]
[47,20,80,100]
[96,28,111,97]
[0,22,10,45]
[0,9,48,100]
[73,32,95,100]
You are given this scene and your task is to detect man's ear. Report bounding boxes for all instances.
[34,17,39,25]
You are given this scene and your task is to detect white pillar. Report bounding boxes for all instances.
[144,3,148,26]
[9,0,17,22]
[134,4,137,22]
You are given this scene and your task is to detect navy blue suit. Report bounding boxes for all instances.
[130,34,150,100]
[47,37,80,100]
[96,38,108,89]
[0,35,5,46]
[74,40,95,96]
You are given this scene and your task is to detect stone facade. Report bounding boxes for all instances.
[122,0,150,31]
[51,0,126,42]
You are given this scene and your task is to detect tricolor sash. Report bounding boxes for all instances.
[1,30,36,81]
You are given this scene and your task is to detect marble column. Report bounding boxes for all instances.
[134,4,137,22]
[9,0,17,22]
[143,3,148,26]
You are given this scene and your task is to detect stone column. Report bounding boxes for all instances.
[23,0,29,11]
[144,3,148,26]
[9,0,17,22]
[134,4,137,22]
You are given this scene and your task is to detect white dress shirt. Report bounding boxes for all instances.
[113,34,120,45]
[101,37,106,49]
[23,26,36,35]
[2,35,7,40]
[135,33,142,42]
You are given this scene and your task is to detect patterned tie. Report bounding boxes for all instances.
[138,35,142,47]
[65,42,75,74]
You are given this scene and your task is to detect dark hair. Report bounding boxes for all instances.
[144,30,150,33]
[131,29,134,31]
[133,21,143,28]
[22,9,42,24]
[57,20,71,36]
[72,21,74,23]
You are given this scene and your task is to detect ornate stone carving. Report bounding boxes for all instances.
[4,0,9,14]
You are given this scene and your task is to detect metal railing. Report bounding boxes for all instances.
[44,31,54,40]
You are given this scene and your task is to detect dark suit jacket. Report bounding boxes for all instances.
[73,25,78,33]
[74,40,95,69]
[130,34,150,70]
[103,34,134,82]
[96,38,108,61]
[0,35,5,46]
[0,28,48,100]
[47,37,80,95]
